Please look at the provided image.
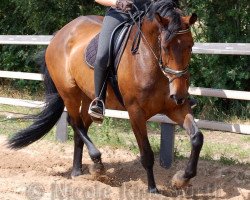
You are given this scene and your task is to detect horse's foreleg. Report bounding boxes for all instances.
[172,113,204,188]
[128,108,158,193]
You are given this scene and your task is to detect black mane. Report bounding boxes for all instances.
[147,0,182,40]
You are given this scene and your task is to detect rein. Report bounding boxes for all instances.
[128,5,190,83]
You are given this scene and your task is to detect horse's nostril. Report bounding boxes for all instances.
[176,98,185,105]
[170,95,185,105]
[170,95,175,100]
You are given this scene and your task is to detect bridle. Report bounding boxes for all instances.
[138,25,191,83]
[128,5,191,84]
[158,28,191,83]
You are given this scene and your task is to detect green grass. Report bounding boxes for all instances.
[0,117,30,136]
[0,105,56,140]
[241,135,250,142]
[219,155,240,165]
[0,104,39,115]
[201,144,249,165]
[173,129,250,165]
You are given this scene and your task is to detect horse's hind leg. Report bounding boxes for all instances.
[72,124,105,178]
[71,125,84,177]
[169,108,204,188]
[66,94,105,178]
[63,92,85,177]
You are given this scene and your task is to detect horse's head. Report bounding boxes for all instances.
[146,0,197,105]
[154,13,197,105]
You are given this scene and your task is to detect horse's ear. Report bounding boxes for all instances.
[155,13,169,28]
[189,13,197,25]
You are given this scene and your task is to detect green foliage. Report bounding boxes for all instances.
[180,0,250,119]
[0,0,105,94]
[0,0,104,35]
[0,0,105,73]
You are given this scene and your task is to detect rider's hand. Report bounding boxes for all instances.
[116,0,133,12]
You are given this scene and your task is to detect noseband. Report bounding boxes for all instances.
[159,61,189,83]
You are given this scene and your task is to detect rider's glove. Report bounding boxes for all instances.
[116,0,133,12]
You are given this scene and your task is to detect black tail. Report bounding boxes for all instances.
[8,50,65,149]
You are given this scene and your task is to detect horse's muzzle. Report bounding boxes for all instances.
[170,95,186,105]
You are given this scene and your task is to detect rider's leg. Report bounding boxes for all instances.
[89,9,129,122]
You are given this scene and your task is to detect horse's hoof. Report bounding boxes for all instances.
[89,163,106,178]
[148,187,159,194]
[71,169,82,178]
[171,170,190,189]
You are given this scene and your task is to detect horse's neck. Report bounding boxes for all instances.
[141,18,159,52]
[122,18,166,91]
[136,19,161,74]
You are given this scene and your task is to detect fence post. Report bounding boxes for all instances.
[160,123,175,169]
[56,111,68,142]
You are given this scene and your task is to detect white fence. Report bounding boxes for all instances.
[0,35,250,168]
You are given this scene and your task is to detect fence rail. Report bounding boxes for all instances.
[0,35,249,168]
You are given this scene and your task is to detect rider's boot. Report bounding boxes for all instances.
[88,67,108,123]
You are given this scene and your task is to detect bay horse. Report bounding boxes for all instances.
[8,1,204,193]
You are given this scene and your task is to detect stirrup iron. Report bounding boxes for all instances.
[88,98,105,120]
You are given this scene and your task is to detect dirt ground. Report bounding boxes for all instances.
[0,135,249,200]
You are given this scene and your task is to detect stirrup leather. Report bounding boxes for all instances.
[88,98,105,119]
